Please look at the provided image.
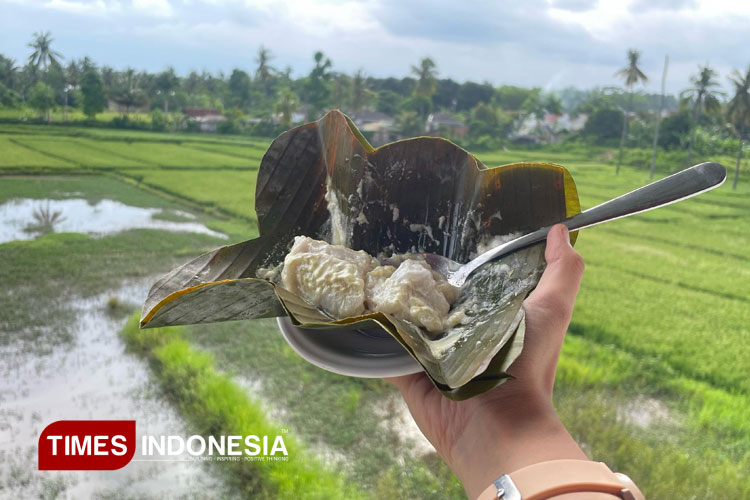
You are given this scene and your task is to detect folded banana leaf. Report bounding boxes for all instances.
[140,110,580,400]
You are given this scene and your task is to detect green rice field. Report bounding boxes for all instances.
[1,122,748,499]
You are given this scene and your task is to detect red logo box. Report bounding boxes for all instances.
[38,420,136,470]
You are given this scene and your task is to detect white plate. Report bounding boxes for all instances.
[276,317,422,378]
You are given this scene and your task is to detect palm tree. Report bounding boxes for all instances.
[331,72,351,110]
[615,49,648,174]
[411,57,438,98]
[113,68,147,115]
[275,87,300,128]
[0,56,19,89]
[255,46,274,92]
[156,67,178,115]
[727,66,750,190]
[352,70,373,112]
[27,31,63,71]
[680,65,723,168]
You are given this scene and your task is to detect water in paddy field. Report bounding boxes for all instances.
[0,198,227,244]
[0,198,238,498]
[0,278,239,499]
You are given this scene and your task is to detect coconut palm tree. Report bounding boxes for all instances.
[113,68,147,115]
[411,57,438,98]
[255,46,274,91]
[275,87,300,127]
[352,70,373,113]
[27,31,63,71]
[727,66,750,190]
[615,49,648,174]
[680,65,723,168]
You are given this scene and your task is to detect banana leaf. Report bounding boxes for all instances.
[140,110,580,400]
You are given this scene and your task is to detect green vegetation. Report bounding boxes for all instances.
[0,176,228,355]
[184,318,466,499]
[1,119,748,498]
[123,168,257,220]
[4,33,747,193]
[119,315,366,500]
[81,141,257,168]
[0,136,74,168]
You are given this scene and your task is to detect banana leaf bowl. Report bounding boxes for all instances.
[140,110,580,400]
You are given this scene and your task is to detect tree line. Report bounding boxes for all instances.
[0,32,747,188]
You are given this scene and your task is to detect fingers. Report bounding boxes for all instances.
[526,224,585,325]
[384,372,433,402]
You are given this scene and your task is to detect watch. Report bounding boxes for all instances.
[475,459,645,500]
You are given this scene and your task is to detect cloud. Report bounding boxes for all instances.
[372,0,614,58]
[549,0,598,12]
[132,0,173,17]
[1,0,749,94]
[42,0,111,16]
[629,0,697,12]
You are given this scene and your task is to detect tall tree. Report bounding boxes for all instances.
[228,69,252,109]
[29,81,54,121]
[331,72,352,110]
[727,66,750,190]
[81,66,106,119]
[156,67,178,115]
[27,31,63,71]
[411,57,438,98]
[113,68,147,115]
[649,55,669,179]
[615,49,648,174]
[351,70,373,112]
[306,51,332,119]
[255,46,275,95]
[0,56,19,91]
[680,65,723,168]
[275,87,300,127]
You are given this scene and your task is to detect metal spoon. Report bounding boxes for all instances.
[424,161,727,288]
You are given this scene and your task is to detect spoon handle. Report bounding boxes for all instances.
[466,162,726,275]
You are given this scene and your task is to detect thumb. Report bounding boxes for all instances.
[526,224,585,325]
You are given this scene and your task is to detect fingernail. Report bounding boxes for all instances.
[557,225,571,247]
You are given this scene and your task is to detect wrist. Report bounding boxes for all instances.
[447,402,587,500]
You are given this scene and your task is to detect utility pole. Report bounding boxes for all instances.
[650,55,669,179]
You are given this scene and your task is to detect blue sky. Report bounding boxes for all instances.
[1,0,749,95]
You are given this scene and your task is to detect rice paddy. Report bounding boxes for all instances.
[1,121,748,499]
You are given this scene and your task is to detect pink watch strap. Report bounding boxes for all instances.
[475,460,645,500]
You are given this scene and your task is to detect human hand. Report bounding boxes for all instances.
[386,224,587,499]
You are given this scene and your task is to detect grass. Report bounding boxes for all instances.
[0,137,74,168]
[119,314,367,500]
[182,142,266,164]
[0,121,272,147]
[0,175,183,207]
[184,318,467,499]
[123,168,258,220]
[2,122,750,498]
[11,137,153,168]
[81,141,257,168]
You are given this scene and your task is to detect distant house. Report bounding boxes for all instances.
[183,107,226,132]
[350,110,400,147]
[512,112,589,144]
[425,112,468,138]
[547,113,588,132]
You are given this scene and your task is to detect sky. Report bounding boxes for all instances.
[1,0,749,96]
